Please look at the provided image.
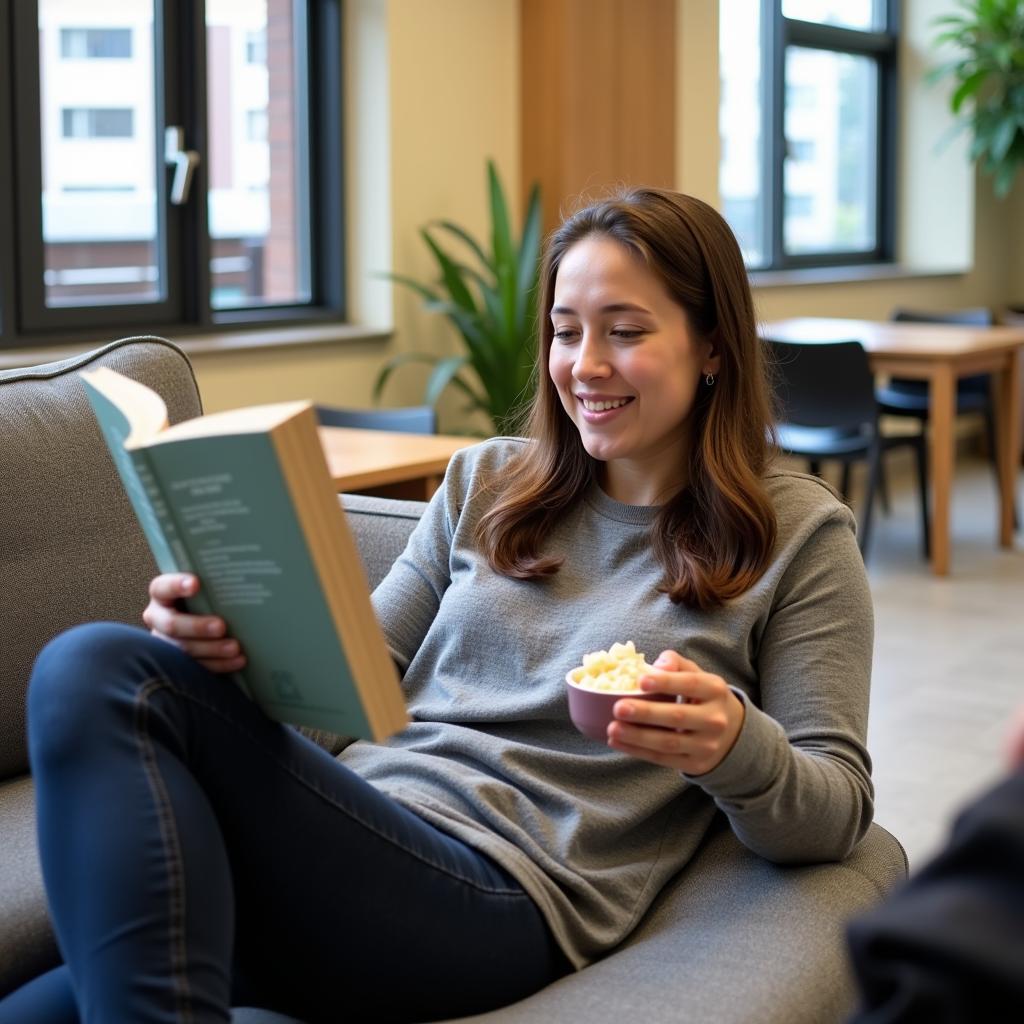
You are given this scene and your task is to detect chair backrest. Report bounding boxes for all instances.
[314,404,436,434]
[0,337,203,781]
[763,338,877,430]
[891,306,993,326]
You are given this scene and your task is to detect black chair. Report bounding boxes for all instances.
[877,307,1016,528]
[765,338,930,560]
[313,404,437,434]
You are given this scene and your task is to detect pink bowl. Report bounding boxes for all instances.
[565,672,676,743]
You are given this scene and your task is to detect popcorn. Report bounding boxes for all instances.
[568,641,653,693]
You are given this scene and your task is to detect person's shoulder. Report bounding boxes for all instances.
[762,466,857,545]
[749,468,865,599]
[450,435,530,471]
[444,436,531,508]
[763,466,848,513]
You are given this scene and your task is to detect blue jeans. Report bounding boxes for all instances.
[0,623,569,1023]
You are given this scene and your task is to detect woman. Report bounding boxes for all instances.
[1,189,874,1023]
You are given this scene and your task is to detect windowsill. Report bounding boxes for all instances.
[0,321,393,371]
[749,263,968,289]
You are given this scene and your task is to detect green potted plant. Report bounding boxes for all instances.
[375,161,542,435]
[930,0,1024,198]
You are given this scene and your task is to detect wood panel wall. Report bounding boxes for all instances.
[520,0,677,231]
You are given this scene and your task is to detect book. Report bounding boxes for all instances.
[79,366,409,741]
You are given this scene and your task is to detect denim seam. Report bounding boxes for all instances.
[136,678,194,1024]
[151,674,526,899]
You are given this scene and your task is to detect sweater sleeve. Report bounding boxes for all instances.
[685,511,875,863]
[369,470,458,673]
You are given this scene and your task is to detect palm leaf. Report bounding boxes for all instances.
[377,162,543,432]
[515,182,543,337]
[420,228,478,317]
[991,116,1019,161]
[929,0,1024,200]
[951,68,989,112]
[424,355,473,408]
[379,272,442,304]
[487,160,518,345]
[449,261,493,296]
[435,220,496,275]
[423,300,494,368]
[994,152,1021,196]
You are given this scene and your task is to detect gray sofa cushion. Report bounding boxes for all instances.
[0,776,58,998]
[0,337,202,781]
[341,493,429,585]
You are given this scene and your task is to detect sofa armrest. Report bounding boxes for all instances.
[439,821,907,1024]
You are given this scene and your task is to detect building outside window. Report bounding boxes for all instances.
[61,108,135,139]
[0,0,344,348]
[245,28,268,65]
[60,27,133,59]
[719,0,898,270]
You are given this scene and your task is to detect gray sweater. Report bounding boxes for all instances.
[340,438,874,969]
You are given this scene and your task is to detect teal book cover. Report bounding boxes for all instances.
[143,432,374,738]
[80,370,401,739]
[81,373,182,577]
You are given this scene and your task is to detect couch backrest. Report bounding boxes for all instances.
[0,337,202,780]
[340,494,426,590]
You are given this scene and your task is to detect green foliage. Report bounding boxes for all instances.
[929,0,1024,198]
[374,161,542,435]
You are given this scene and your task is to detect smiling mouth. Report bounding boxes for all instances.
[579,397,633,412]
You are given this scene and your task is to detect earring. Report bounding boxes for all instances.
[705,372,715,386]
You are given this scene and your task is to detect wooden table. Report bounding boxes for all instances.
[761,318,1024,576]
[318,426,475,501]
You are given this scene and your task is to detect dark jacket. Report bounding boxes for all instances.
[847,767,1024,1022]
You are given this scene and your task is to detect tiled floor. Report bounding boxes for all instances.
[811,451,1024,870]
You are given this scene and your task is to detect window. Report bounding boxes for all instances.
[788,139,815,162]
[786,193,815,218]
[246,108,269,143]
[61,108,135,139]
[60,27,133,59]
[0,0,344,347]
[62,184,137,193]
[719,0,898,270]
[245,29,268,64]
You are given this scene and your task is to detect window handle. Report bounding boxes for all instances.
[164,126,200,205]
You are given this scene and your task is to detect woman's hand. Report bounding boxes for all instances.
[607,650,745,776]
[142,573,247,674]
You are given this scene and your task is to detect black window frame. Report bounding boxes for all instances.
[754,0,900,271]
[0,0,345,351]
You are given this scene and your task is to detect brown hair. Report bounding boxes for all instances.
[475,188,777,610]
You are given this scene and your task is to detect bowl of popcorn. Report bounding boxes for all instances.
[565,641,675,742]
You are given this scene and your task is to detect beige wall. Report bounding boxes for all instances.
[676,0,718,207]
[195,0,1024,420]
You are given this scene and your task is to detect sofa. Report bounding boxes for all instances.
[0,337,908,1023]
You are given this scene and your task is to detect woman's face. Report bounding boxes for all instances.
[548,234,718,504]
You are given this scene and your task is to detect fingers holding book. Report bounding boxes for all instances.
[143,573,248,674]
